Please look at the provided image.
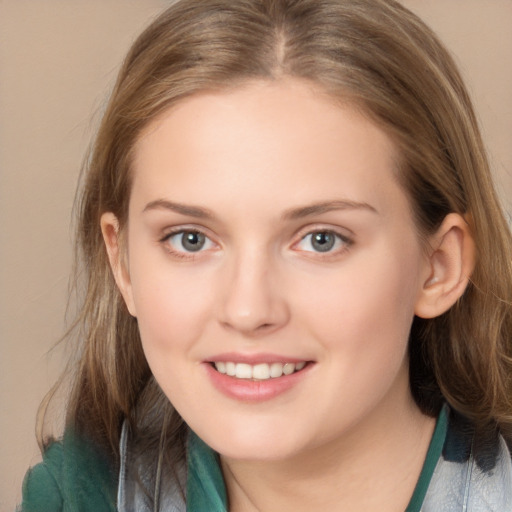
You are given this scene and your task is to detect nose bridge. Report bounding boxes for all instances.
[219,242,289,334]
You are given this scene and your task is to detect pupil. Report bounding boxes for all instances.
[182,232,205,252]
[312,232,335,252]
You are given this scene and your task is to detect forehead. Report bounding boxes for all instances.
[130,79,405,218]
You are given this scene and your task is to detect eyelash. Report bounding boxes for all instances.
[292,228,353,258]
[160,228,217,260]
[159,227,353,260]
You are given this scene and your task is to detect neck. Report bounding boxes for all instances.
[221,381,436,512]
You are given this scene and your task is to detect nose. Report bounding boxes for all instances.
[218,249,290,336]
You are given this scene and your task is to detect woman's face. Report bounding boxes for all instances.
[111,79,432,461]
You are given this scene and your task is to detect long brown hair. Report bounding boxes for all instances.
[40,0,512,467]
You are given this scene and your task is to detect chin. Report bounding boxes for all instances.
[194,419,312,462]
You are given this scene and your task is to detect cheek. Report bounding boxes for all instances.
[297,242,422,364]
[129,266,216,410]
[128,253,214,360]
[287,246,423,433]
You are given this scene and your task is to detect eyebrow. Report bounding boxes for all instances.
[142,198,378,220]
[282,200,378,220]
[143,199,214,219]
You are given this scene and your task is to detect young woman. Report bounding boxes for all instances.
[20,0,512,510]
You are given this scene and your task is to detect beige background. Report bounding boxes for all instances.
[1,1,511,509]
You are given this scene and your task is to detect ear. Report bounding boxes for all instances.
[415,213,475,319]
[100,212,137,317]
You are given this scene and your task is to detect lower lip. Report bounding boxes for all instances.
[204,362,313,402]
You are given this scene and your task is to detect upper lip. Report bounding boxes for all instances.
[205,352,311,365]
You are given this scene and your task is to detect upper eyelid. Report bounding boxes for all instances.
[159,224,215,240]
[301,230,351,242]
[292,224,354,242]
[294,231,352,248]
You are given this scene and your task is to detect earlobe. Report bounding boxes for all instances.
[415,213,475,319]
[100,212,137,317]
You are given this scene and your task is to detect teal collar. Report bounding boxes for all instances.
[187,432,228,511]
[405,404,448,511]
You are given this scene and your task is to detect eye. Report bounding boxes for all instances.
[296,230,350,254]
[163,230,215,253]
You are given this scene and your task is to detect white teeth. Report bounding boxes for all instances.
[282,363,295,375]
[269,362,284,378]
[235,363,253,379]
[226,362,236,376]
[252,363,270,380]
[216,361,226,374]
[213,361,307,380]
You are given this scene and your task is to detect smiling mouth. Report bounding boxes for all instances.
[211,361,308,380]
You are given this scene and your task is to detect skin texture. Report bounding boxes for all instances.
[102,79,474,511]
